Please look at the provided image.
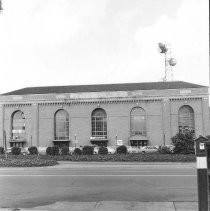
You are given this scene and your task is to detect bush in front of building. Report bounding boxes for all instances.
[116,145,127,154]
[28,146,38,155]
[0,147,4,154]
[82,145,94,155]
[73,148,82,155]
[11,147,21,155]
[60,146,69,155]
[50,153,195,162]
[0,155,58,167]
[51,146,60,156]
[171,131,195,154]
[46,147,52,155]
[10,147,19,155]
[158,146,173,154]
[98,146,108,155]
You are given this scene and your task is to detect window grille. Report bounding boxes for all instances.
[130,107,146,136]
[54,110,69,140]
[10,110,26,147]
[91,109,107,138]
[11,111,26,140]
[178,105,195,133]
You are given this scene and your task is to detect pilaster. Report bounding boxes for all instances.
[0,105,4,147]
[162,98,172,145]
[32,103,39,147]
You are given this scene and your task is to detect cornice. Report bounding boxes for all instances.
[38,98,162,106]
[4,103,32,108]
[169,97,203,101]
[2,96,204,107]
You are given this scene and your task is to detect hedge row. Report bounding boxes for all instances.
[0,155,58,167]
[45,145,129,156]
[40,153,195,162]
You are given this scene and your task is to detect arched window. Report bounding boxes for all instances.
[54,110,69,141]
[91,108,107,138]
[130,107,146,136]
[11,110,26,147]
[178,105,195,133]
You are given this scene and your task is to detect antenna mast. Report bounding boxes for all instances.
[158,43,177,81]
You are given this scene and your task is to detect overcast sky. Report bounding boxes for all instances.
[0,0,208,94]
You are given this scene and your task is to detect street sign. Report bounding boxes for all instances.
[116,140,123,146]
[73,140,78,144]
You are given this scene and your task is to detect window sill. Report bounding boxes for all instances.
[53,140,70,142]
[9,139,26,143]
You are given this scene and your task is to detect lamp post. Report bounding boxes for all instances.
[74,134,77,148]
[115,134,117,147]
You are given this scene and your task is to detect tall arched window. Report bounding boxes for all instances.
[130,107,146,136]
[54,109,69,141]
[91,108,107,138]
[178,105,195,133]
[11,110,26,147]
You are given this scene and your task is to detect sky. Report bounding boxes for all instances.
[0,0,209,94]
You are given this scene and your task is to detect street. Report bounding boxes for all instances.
[0,162,197,209]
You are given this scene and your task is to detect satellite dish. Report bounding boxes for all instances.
[158,43,168,53]
[169,58,177,66]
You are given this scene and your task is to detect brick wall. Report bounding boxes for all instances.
[0,87,209,148]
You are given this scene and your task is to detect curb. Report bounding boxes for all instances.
[0,201,198,211]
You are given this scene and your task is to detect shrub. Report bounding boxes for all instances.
[116,145,127,154]
[46,147,52,155]
[171,131,195,154]
[60,146,69,155]
[45,153,195,162]
[74,148,82,155]
[11,147,21,155]
[0,156,58,167]
[28,146,38,155]
[158,146,173,154]
[98,146,108,155]
[0,147,4,154]
[82,145,94,155]
[51,146,60,156]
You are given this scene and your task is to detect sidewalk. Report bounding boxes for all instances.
[1,201,198,211]
[0,161,196,170]
[49,161,196,170]
[54,161,196,168]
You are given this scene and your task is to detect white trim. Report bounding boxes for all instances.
[196,157,207,169]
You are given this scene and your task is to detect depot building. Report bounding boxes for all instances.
[0,81,209,149]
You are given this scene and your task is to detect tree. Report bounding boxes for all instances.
[171,131,195,154]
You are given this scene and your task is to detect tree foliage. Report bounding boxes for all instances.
[98,146,108,155]
[171,131,195,154]
[82,146,94,155]
[28,146,38,155]
[116,145,127,154]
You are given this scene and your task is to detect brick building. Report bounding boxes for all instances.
[0,81,209,148]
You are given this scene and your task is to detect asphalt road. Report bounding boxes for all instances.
[0,162,197,209]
